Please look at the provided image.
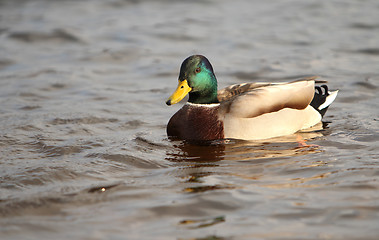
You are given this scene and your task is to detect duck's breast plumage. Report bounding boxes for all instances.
[167,103,224,141]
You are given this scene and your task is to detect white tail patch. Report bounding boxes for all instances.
[319,90,339,110]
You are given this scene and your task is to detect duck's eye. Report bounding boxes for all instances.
[195,67,201,73]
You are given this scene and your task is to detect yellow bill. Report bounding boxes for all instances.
[166,79,192,105]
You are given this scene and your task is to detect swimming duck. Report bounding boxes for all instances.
[166,55,338,141]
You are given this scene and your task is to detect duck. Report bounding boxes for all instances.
[165,55,338,141]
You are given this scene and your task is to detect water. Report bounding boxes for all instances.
[0,0,379,239]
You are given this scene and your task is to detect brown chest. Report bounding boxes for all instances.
[167,104,224,141]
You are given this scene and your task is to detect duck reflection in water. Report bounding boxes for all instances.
[165,139,228,193]
[165,129,326,194]
[165,139,227,163]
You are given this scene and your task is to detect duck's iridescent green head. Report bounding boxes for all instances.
[166,55,218,105]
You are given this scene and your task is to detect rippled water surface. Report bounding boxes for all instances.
[1,0,379,239]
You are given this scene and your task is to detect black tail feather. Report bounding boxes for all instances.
[310,85,329,117]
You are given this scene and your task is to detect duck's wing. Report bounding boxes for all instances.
[217,76,321,102]
[220,78,316,118]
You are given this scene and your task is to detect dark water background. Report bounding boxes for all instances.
[1,0,379,239]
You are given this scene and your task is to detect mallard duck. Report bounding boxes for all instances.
[166,55,338,141]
